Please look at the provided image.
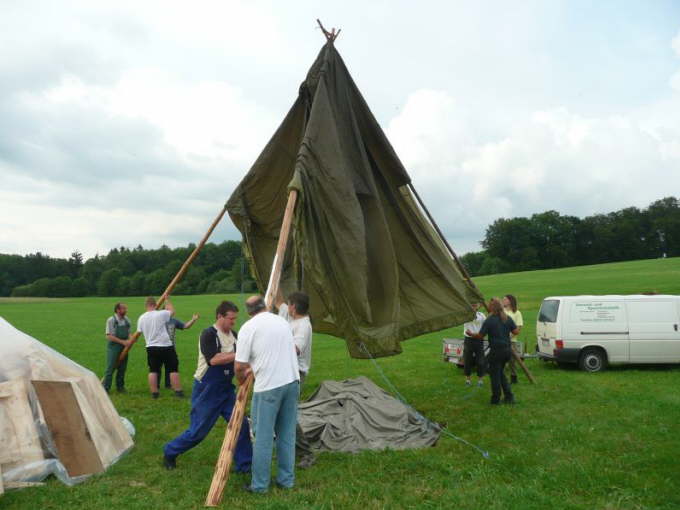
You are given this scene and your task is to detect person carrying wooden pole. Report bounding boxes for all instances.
[111,204,230,369]
[205,189,298,506]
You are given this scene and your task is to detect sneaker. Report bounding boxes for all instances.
[116,388,127,394]
[503,397,516,405]
[174,390,185,398]
[163,455,177,470]
[510,375,518,384]
[243,483,266,494]
[477,379,483,387]
[152,392,160,399]
[465,380,472,387]
[296,454,316,469]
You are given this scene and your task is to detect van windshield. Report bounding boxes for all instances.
[538,300,560,323]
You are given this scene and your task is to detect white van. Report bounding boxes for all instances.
[536,295,680,372]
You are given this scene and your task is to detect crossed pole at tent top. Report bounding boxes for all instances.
[317,19,341,42]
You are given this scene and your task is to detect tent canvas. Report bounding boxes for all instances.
[227,40,483,358]
[298,376,440,452]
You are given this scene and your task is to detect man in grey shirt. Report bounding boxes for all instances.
[104,302,132,393]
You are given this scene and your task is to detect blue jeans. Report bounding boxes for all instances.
[249,380,299,492]
[163,376,252,472]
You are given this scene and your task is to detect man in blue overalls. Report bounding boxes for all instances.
[162,300,252,471]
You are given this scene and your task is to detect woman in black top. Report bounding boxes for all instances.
[466,298,519,405]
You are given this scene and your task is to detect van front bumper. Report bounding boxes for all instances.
[538,348,580,364]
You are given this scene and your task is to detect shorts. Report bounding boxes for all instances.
[146,346,179,374]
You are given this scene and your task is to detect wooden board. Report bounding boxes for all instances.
[0,379,44,477]
[32,380,104,477]
[71,375,134,466]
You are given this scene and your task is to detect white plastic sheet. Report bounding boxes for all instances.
[0,317,134,487]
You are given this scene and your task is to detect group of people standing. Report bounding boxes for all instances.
[103,297,198,397]
[463,294,523,405]
[102,292,314,494]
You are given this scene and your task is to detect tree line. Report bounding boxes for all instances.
[460,196,680,276]
[3,196,678,296]
[2,241,257,298]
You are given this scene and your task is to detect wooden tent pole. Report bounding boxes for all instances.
[113,204,230,368]
[205,189,298,507]
[406,183,484,300]
[513,350,536,384]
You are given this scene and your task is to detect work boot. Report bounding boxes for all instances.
[297,454,316,469]
[163,455,177,470]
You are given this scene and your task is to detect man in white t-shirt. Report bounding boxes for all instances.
[462,303,486,387]
[277,291,315,469]
[235,295,299,494]
[130,297,184,399]
[277,292,312,383]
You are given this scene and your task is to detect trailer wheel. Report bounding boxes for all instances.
[579,348,606,372]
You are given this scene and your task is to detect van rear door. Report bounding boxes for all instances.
[627,299,680,362]
[537,299,561,357]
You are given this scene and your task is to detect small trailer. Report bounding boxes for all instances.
[442,338,525,366]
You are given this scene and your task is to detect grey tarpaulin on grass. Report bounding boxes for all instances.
[226,40,483,359]
[297,377,440,453]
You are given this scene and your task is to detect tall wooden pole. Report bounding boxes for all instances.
[113,204,229,367]
[205,189,298,507]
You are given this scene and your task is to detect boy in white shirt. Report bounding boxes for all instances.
[277,291,315,469]
[462,303,486,387]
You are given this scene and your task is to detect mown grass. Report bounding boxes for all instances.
[1,257,680,509]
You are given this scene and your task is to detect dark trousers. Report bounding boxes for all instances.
[103,342,127,391]
[296,371,314,460]
[163,345,177,388]
[487,348,514,404]
[163,377,252,472]
[463,337,485,377]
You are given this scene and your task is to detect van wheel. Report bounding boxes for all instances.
[579,348,606,372]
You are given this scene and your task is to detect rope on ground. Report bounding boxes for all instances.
[358,342,490,459]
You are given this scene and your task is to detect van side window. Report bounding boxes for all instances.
[538,300,560,322]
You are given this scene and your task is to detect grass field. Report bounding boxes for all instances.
[1,257,680,509]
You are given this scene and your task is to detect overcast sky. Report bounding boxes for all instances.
[2,0,680,259]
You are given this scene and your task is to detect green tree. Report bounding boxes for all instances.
[68,250,84,278]
[129,271,146,296]
[72,277,89,297]
[97,268,122,296]
[49,276,73,297]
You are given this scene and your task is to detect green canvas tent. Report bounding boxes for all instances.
[227,40,484,358]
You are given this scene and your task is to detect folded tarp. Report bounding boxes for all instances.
[297,376,440,453]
